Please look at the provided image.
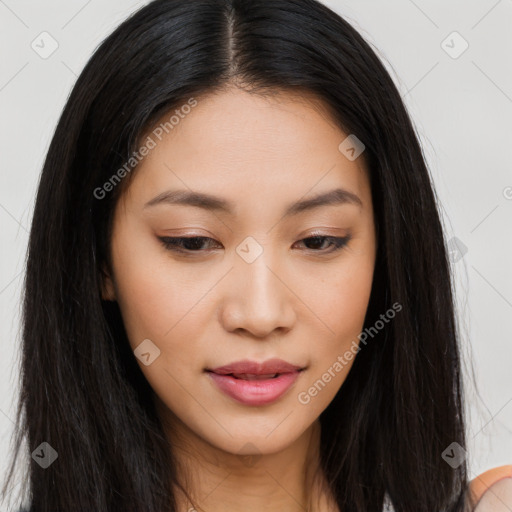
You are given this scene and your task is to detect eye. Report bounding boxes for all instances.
[158,234,351,255]
[293,235,351,253]
[158,236,220,253]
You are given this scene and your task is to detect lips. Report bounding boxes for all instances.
[206,358,305,406]
[207,358,303,377]
[229,373,278,380]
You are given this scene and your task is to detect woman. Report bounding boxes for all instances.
[2,0,510,510]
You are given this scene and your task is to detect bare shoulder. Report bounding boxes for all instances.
[473,477,512,511]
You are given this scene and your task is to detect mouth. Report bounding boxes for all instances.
[214,372,283,380]
[206,358,305,376]
[205,359,306,406]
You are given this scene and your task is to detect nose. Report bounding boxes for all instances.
[219,252,296,339]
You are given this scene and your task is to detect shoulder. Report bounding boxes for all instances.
[470,465,512,511]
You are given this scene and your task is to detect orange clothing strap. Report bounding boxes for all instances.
[469,465,512,508]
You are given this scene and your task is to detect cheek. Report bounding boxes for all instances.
[112,258,176,344]
[292,251,375,408]
[110,232,217,386]
[110,248,204,412]
[298,249,375,344]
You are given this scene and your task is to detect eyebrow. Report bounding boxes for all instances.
[143,187,363,217]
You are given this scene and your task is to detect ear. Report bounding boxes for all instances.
[100,263,116,301]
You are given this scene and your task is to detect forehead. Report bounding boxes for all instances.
[124,87,371,215]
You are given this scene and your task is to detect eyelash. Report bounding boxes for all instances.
[157,234,351,255]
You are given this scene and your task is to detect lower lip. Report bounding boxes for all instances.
[207,371,301,406]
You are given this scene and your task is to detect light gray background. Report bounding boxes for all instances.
[1,0,511,505]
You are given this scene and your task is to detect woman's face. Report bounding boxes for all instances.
[102,87,377,456]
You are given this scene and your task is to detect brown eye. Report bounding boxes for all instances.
[294,235,351,253]
[158,236,220,253]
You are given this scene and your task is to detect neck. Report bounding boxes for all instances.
[156,401,338,512]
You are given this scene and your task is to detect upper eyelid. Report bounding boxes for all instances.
[158,234,346,242]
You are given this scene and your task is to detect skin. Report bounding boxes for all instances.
[101,86,377,512]
[474,479,512,512]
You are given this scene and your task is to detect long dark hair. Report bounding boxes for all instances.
[2,0,471,510]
